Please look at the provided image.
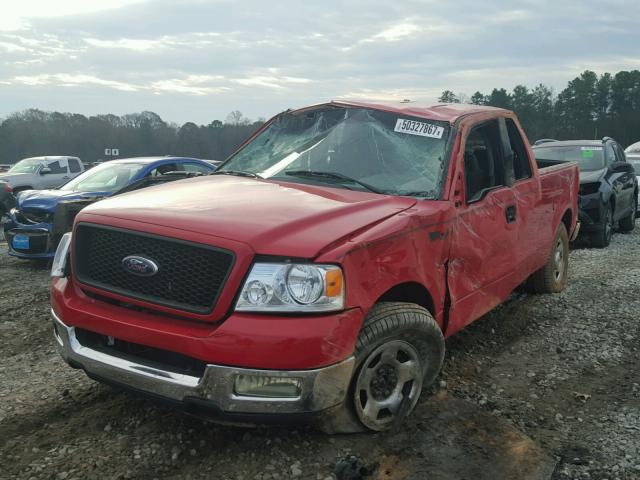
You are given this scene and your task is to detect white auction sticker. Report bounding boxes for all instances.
[394,118,444,139]
[581,146,602,150]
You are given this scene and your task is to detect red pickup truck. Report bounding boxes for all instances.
[50,101,579,433]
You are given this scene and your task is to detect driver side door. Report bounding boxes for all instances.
[43,160,70,188]
[446,119,520,334]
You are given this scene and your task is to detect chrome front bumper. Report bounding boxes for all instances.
[52,309,354,415]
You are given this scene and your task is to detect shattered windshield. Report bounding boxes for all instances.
[219,106,450,197]
[59,163,144,192]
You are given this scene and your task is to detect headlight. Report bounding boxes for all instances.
[235,263,344,312]
[51,232,72,278]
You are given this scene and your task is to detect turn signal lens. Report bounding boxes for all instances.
[325,269,343,297]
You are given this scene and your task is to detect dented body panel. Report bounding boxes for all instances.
[51,102,578,418]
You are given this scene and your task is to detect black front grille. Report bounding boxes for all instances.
[75,328,206,377]
[74,224,234,314]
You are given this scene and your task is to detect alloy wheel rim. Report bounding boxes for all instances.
[554,237,565,282]
[354,340,423,431]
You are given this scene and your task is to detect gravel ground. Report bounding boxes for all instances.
[0,222,639,480]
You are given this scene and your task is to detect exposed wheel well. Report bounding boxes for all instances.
[376,282,435,318]
[561,209,572,234]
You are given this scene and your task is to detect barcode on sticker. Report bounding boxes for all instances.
[394,119,444,139]
[581,146,602,150]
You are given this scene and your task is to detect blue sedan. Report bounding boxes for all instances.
[4,156,215,259]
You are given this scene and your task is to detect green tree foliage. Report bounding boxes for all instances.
[0,110,265,163]
[438,90,460,103]
[443,70,640,146]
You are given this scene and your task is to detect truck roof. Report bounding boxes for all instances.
[532,140,604,148]
[293,100,508,123]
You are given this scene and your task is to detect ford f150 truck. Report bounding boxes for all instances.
[50,101,579,433]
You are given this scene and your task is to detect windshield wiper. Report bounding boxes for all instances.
[211,170,263,179]
[394,190,437,199]
[284,170,384,194]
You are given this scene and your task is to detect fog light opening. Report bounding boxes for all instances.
[234,375,302,399]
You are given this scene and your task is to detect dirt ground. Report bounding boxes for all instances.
[1,223,639,480]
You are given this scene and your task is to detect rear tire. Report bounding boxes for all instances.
[619,196,637,232]
[527,223,569,294]
[316,302,444,434]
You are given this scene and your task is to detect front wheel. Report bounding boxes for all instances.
[316,302,445,434]
[619,196,637,232]
[590,204,613,248]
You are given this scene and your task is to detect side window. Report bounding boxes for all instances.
[182,162,212,174]
[147,163,178,177]
[47,161,67,174]
[613,142,626,162]
[505,119,532,180]
[463,120,505,202]
[68,158,81,173]
[604,143,617,165]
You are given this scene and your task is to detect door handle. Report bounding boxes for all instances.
[505,205,517,223]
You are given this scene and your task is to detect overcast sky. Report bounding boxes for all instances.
[0,0,638,124]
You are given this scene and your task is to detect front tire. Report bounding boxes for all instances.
[619,196,637,232]
[590,204,613,248]
[317,302,445,434]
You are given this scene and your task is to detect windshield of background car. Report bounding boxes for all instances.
[59,163,145,192]
[533,145,605,171]
[8,158,44,174]
[219,106,451,198]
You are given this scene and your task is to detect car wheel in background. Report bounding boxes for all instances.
[619,196,637,232]
[590,204,613,248]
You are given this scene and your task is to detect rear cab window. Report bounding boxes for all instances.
[68,158,81,173]
[505,119,532,181]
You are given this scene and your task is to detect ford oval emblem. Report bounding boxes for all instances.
[122,255,159,277]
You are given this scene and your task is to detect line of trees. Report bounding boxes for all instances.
[1,69,638,164]
[439,69,640,147]
[0,109,265,164]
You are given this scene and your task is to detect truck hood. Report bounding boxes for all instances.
[0,172,33,184]
[80,176,417,257]
[579,168,606,184]
[18,189,110,213]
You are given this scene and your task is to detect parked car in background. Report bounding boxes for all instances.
[0,156,84,193]
[625,141,640,212]
[51,102,579,432]
[4,156,215,259]
[0,164,11,173]
[533,138,637,247]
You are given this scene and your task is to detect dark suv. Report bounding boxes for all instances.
[533,137,637,247]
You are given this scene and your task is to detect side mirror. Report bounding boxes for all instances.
[610,162,634,174]
[40,167,52,175]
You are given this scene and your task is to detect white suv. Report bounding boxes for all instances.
[0,156,84,192]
